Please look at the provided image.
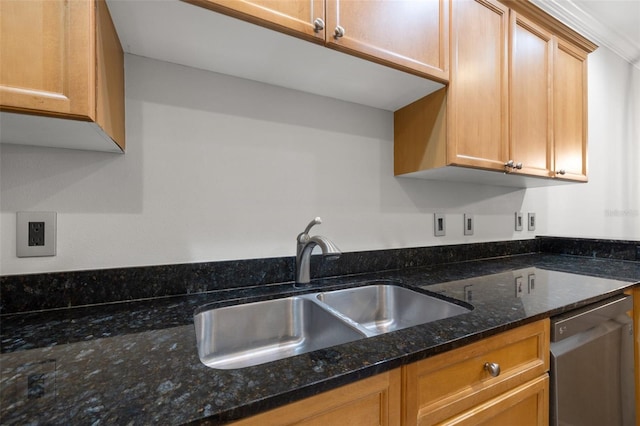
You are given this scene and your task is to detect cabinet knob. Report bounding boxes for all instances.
[484,362,501,377]
[557,169,566,175]
[313,18,325,33]
[504,160,523,171]
[334,25,345,39]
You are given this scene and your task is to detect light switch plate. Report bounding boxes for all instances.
[464,214,474,236]
[17,212,57,257]
[515,212,523,231]
[434,213,446,236]
[528,212,536,231]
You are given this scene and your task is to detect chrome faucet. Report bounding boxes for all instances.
[296,217,341,284]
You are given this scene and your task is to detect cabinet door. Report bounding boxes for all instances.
[231,368,401,425]
[448,0,509,171]
[509,13,554,178]
[325,0,449,81]
[553,38,588,181]
[440,375,549,426]
[185,0,325,42]
[0,0,94,118]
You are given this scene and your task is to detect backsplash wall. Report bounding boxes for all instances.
[1,46,637,275]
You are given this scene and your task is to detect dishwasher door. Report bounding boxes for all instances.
[550,294,636,426]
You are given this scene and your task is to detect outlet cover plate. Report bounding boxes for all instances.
[17,212,57,257]
[528,212,536,231]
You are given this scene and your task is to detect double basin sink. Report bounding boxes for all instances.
[194,282,472,369]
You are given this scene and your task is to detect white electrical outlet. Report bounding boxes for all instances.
[17,212,57,257]
[434,213,446,236]
[515,212,523,231]
[464,214,474,236]
[528,212,536,231]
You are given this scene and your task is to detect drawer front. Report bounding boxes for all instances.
[404,319,550,426]
[438,374,549,426]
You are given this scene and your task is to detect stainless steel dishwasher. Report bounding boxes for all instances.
[550,293,636,426]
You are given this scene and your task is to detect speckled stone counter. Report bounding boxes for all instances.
[1,250,639,424]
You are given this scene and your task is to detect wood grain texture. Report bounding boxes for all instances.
[231,368,402,425]
[509,12,553,178]
[394,88,448,175]
[553,37,588,181]
[0,0,93,118]
[448,0,509,171]
[499,0,597,54]
[326,0,449,81]
[403,319,550,426]
[625,287,640,422]
[183,0,326,43]
[95,0,125,149]
[437,374,549,426]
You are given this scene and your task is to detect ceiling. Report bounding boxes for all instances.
[530,0,640,68]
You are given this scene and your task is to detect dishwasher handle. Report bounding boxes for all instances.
[551,294,632,342]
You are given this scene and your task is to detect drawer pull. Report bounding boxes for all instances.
[484,362,501,377]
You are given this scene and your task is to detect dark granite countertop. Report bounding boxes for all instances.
[1,253,638,425]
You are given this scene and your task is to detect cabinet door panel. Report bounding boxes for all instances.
[232,368,401,425]
[510,13,553,178]
[554,39,588,181]
[185,0,324,42]
[326,0,448,80]
[448,0,509,171]
[0,0,93,117]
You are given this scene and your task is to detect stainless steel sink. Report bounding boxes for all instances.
[194,296,365,369]
[195,283,471,369]
[317,284,470,334]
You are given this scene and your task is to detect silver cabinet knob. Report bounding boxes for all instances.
[334,25,345,39]
[313,18,324,33]
[557,169,566,175]
[484,362,501,377]
[504,160,523,171]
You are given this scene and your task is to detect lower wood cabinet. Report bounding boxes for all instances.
[231,319,550,425]
[403,319,550,425]
[231,367,401,425]
[626,286,640,419]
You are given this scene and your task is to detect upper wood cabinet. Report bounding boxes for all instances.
[447,0,509,171]
[553,38,588,181]
[510,13,554,179]
[325,0,449,81]
[185,0,325,43]
[183,0,449,82]
[394,0,596,186]
[0,0,125,152]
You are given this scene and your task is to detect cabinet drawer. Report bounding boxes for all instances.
[439,374,549,426]
[403,319,549,426]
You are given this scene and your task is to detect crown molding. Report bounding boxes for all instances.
[529,0,640,68]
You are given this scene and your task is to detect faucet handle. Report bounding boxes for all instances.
[302,217,322,235]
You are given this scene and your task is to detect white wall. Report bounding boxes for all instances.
[526,47,640,240]
[0,46,637,275]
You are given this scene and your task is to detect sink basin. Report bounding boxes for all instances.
[195,283,472,369]
[317,284,470,334]
[194,296,365,369]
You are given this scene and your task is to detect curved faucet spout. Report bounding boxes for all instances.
[295,218,341,284]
